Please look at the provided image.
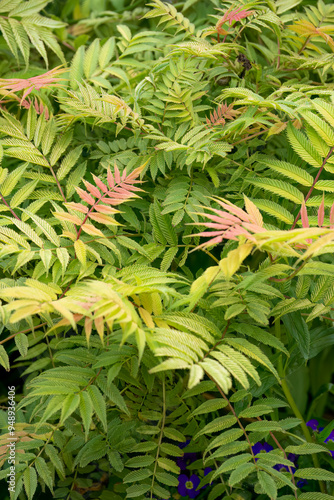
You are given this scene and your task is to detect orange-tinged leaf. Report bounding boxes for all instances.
[94,316,104,343]
[114,163,121,183]
[74,239,86,267]
[65,202,89,213]
[126,163,146,182]
[75,187,95,205]
[83,180,101,198]
[301,202,309,229]
[80,223,104,237]
[92,174,108,193]
[89,213,119,225]
[330,201,334,228]
[54,212,82,225]
[61,231,77,241]
[107,168,114,189]
[85,316,93,344]
[318,196,325,227]
[244,195,263,227]
[94,205,119,214]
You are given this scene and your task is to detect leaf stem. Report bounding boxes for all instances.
[206,374,257,465]
[275,320,327,494]
[291,146,334,229]
[0,190,20,219]
[150,375,166,499]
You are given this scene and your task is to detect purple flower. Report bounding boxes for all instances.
[179,440,191,449]
[297,479,308,488]
[287,453,298,464]
[178,474,201,498]
[201,467,213,490]
[177,440,198,471]
[252,441,273,460]
[272,452,298,473]
[324,430,334,443]
[330,450,334,458]
[273,463,296,474]
[306,419,319,431]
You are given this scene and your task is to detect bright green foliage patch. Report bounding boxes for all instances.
[0,0,334,499]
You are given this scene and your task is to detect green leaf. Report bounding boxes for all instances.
[0,345,10,371]
[126,484,151,498]
[212,453,252,479]
[22,210,60,247]
[14,333,29,357]
[287,123,323,168]
[126,455,155,468]
[245,420,284,432]
[229,463,256,487]
[44,444,65,479]
[194,415,237,440]
[74,239,87,267]
[190,398,228,417]
[35,457,53,491]
[205,428,244,454]
[198,359,232,393]
[157,457,180,474]
[156,471,179,487]
[87,385,107,431]
[286,443,329,455]
[60,393,80,424]
[108,382,130,415]
[123,469,153,483]
[294,468,334,482]
[10,180,39,208]
[248,177,304,204]
[282,313,310,360]
[257,470,277,500]
[79,391,93,440]
[238,404,273,419]
[23,467,37,500]
[163,428,186,442]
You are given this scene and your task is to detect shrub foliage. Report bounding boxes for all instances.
[0,0,334,499]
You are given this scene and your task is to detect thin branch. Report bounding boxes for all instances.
[291,146,334,229]
[0,190,20,219]
[203,321,230,360]
[150,376,166,499]
[206,374,256,465]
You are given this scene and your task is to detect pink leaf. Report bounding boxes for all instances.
[215,198,252,222]
[126,164,145,182]
[83,180,101,198]
[114,163,121,184]
[301,202,309,228]
[200,206,241,223]
[318,197,325,227]
[92,174,108,193]
[107,168,114,189]
[94,205,119,214]
[330,201,334,228]
[200,222,230,229]
[65,202,89,213]
[223,8,255,25]
[75,187,95,205]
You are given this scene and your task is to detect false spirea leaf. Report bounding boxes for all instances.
[191,196,265,249]
[206,102,240,128]
[54,164,144,236]
[216,8,255,34]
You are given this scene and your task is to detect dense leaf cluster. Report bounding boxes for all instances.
[0,0,334,499]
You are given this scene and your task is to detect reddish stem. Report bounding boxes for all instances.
[0,190,20,220]
[291,146,334,229]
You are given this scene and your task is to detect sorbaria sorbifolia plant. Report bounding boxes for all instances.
[0,0,334,499]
